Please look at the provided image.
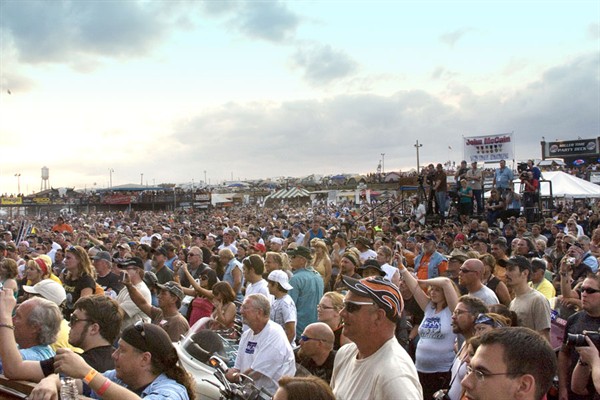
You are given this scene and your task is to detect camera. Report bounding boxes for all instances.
[566,257,577,265]
[520,172,530,180]
[566,330,600,347]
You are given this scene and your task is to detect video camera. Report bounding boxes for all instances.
[566,330,600,348]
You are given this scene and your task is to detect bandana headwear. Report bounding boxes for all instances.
[34,257,48,275]
[342,276,403,322]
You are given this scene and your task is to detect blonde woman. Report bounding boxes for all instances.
[63,245,97,320]
[317,291,351,350]
[311,238,332,289]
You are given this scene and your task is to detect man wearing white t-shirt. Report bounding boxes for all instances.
[331,276,423,399]
[226,294,295,394]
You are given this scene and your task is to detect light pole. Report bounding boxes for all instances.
[204,170,207,186]
[14,173,21,194]
[414,140,422,173]
[381,153,385,175]
[140,173,143,186]
[108,168,114,189]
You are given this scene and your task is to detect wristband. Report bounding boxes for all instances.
[84,368,98,384]
[0,323,14,330]
[96,378,112,396]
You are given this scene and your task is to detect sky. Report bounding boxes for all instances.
[0,0,599,194]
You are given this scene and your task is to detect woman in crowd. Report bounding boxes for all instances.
[219,249,243,301]
[473,312,511,336]
[457,178,473,224]
[0,258,19,298]
[136,243,154,271]
[478,253,511,306]
[264,251,292,279]
[317,291,351,350]
[274,376,335,400]
[180,262,218,326]
[400,265,459,400]
[332,252,361,292]
[209,281,237,331]
[310,238,332,290]
[62,245,97,320]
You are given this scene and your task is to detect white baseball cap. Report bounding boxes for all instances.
[23,279,66,306]
[267,270,293,291]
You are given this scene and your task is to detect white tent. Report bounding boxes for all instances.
[539,171,600,198]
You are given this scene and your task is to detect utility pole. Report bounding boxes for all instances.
[414,141,422,173]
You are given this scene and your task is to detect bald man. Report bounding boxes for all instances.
[295,322,336,383]
[457,259,499,306]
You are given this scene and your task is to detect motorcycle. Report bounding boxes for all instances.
[175,317,240,400]
[203,355,272,400]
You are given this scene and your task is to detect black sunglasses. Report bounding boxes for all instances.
[581,286,600,295]
[343,300,375,313]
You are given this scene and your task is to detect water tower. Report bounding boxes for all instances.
[41,166,49,191]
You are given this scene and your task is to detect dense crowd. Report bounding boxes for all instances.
[0,161,599,400]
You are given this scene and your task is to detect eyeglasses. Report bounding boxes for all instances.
[581,286,600,294]
[317,304,335,310]
[300,335,326,343]
[343,300,375,313]
[188,253,200,257]
[69,315,92,326]
[466,365,516,382]
[459,268,476,274]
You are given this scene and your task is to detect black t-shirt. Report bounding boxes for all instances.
[97,272,124,294]
[295,349,337,383]
[63,274,96,320]
[562,311,600,400]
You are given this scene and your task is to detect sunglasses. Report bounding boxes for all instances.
[343,300,375,313]
[581,287,600,295]
[300,335,325,343]
[459,268,476,274]
[69,314,92,326]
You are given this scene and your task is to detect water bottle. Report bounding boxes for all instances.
[60,376,78,399]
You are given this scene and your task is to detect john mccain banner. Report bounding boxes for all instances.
[464,133,513,163]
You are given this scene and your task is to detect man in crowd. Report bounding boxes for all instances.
[116,257,152,332]
[458,259,499,305]
[92,251,124,298]
[226,294,296,394]
[447,296,488,399]
[558,274,600,400]
[433,163,448,219]
[288,246,324,339]
[243,254,270,298]
[0,293,62,373]
[461,327,557,400]
[466,161,484,215]
[505,256,551,342]
[295,322,336,383]
[493,159,514,196]
[0,292,122,396]
[414,233,448,279]
[529,258,555,300]
[152,246,174,284]
[331,276,422,399]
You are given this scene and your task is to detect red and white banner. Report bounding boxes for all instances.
[463,133,513,163]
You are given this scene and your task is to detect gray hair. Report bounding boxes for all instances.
[26,297,62,345]
[247,293,271,316]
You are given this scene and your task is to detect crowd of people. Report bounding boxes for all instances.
[0,166,598,399]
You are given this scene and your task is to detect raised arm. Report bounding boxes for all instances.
[418,277,459,312]
[398,265,430,312]
[122,272,153,316]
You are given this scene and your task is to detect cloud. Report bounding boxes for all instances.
[439,28,472,47]
[234,1,301,42]
[0,1,189,66]
[292,44,359,86]
[159,53,599,179]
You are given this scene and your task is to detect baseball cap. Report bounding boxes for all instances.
[23,280,66,306]
[267,270,293,291]
[150,233,162,241]
[359,259,386,277]
[92,251,112,262]
[270,237,284,245]
[143,271,159,288]
[156,281,184,301]
[121,323,177,368]
[423,234,437,242]
[355,237,372,248]
[252,243,266,253]
[342,276,403,322]
[286,246,312,260]
[154,247,168,257]
[117,257,145,269]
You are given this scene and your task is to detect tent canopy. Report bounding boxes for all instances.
[539,171,600,198]
[264,187,311,201]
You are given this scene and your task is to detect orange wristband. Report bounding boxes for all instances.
[83,368,98,384]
